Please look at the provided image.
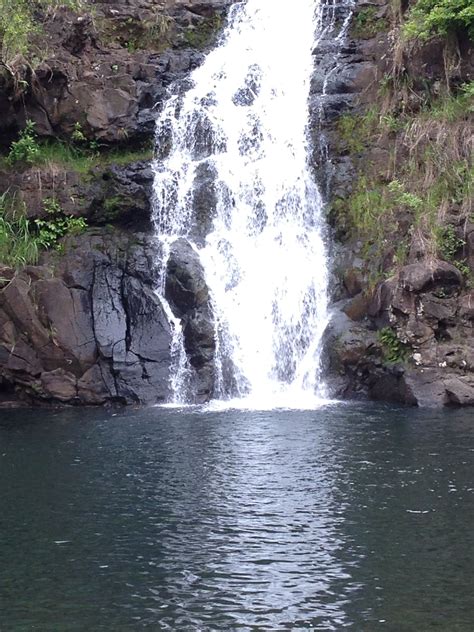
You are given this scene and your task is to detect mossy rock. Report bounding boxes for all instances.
[182,15,223,49]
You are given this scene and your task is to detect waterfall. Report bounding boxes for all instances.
[153,0,334,407]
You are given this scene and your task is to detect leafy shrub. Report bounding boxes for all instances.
[435,225,471,278]
[378,327,408,363]
[71,122,88,144]
[404,0,474,40]
[436,224,465,260]
[34,198,87,250]
[7,121,40,165]
[387,180,424,211]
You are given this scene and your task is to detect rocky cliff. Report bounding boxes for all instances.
[0,0,228,406]
[0,0,472,407]
[321,0,474,406]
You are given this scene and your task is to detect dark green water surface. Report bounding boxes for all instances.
[0,403,473,631]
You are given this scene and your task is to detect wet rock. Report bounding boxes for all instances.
[165,238,216,400]
[191,161,218,242]
[343,293,370,321]
[368,370,418,406]
[165,238,209,315]
[343,268,363,297]
[367,279,396,317]
[183,307,215,368]
[41,369,78,402]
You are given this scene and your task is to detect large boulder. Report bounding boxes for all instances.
[399,260,463,293]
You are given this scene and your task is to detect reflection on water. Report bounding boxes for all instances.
[0,404,473,630]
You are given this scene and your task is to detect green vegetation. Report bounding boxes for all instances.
[336,155,472,273]
[332,176,423,265]
[34,197,87,251]
[436,224,465,260]
[337,109,379,154]
[0,0,84,67]
[183,15,223,49]
[333,81,473,278]
[101,13,174,53]
[0,192,87,268]
[419,82,474,121]
[2,120,154,173]
[435,224,471,278]
[7,121,40,165]
[0,193,39,266]
[404,0,474,40]
[352,7,388,38]
[378,327,409,364]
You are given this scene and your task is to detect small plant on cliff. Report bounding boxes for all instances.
[7,120,40,165]
[387,180,423,212]
[0,193,88,267]
[435,224,471,279]
[71,122,87,145]
[378,327,408,364]
[436,224,465,260]
[34,197,87,250]
[71,122,100,156]
[337,109,379,154]
[0,193,39,266]
[352,7,388,38]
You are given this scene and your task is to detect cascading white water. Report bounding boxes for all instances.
[154,0,332,407]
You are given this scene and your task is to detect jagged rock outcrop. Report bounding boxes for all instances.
[326,259,474,407]
[0,231,173,405]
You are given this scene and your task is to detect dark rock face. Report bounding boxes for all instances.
[399,261,463,293]
[0,1,232,148]
[165,238,209,314]
[0,231,174,405]
[0,160,154,228]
